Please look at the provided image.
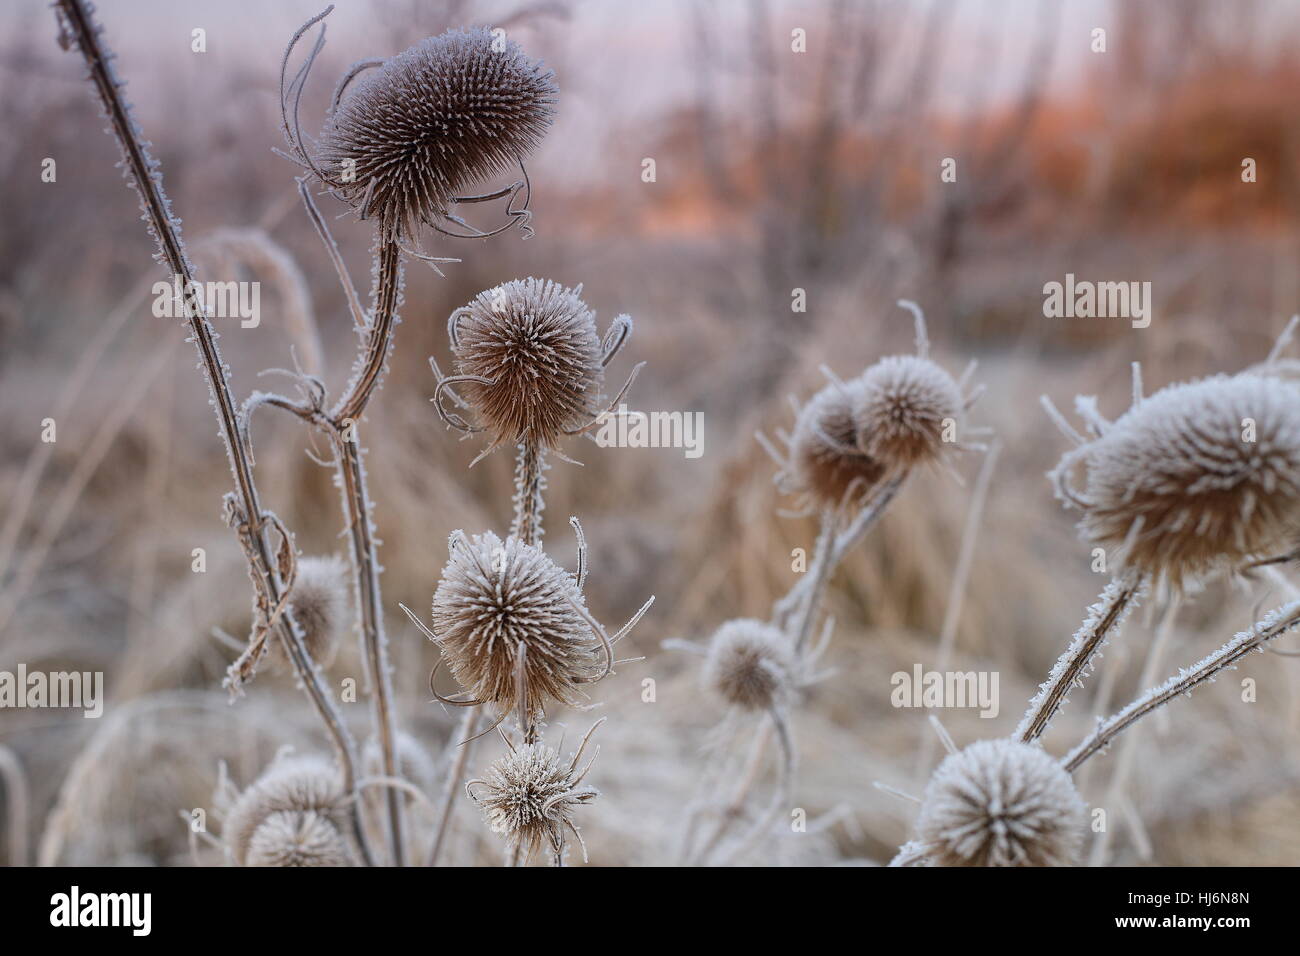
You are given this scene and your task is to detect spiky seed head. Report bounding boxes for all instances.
[316,27,556,236]
[268,555,350,673]
[452,278,605,449]
[855,355,963,469]
[245,810,353,867]
[1055,374,1300,586]
[432,530,602,721]
[703,618,795,711]
[472,741,597,864]
[222,756,352,867]
[783,379,885,511]
[915,739,1085,867]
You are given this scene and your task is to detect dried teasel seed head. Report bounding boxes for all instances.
[432,531,603,721]
[915,739,1085,867]
[245,810,353,868]
[703,618,795,711]
[783,379,885,512]
[222,756,352,867]
[316,27,556,237]
[855,355,963,470]
[451,278,605,450]
[267,555,350,672]
[469,734,598,864]
[1052,374,1300,586]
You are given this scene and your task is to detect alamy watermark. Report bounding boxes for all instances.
[151,274,261,328]
[1043,273,1151,329]
[0,664,103,718]
[890,664,999,718]
[592,404,704,459]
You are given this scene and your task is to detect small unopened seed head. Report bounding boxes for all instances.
[784,379,885,511]
[916,739,1085,867]
[1053,374,1300,586]
[317,27,556,236]
[268,555,350,672]
[222,756,352,867]
[453,278,605,449]
[855,355,963,469]
[471,739,597,864]
[703,618,795,711]
[432,531,602,721]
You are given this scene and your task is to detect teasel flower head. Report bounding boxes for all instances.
[703,618,796,711]
[311,26,556,238]
[222,755,353,867]
[467,720,602,865]
[779,378,886,514]
[852,301,977,474]
[913,739,1085,867]
[433,278,640,457]
[1046,371,1300,588]
[267,555,350,673]
[856,355,965,470]
[427,530,606,724]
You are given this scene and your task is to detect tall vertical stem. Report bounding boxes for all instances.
[331,236,406,865]
[338,430,404,865]
[53,0,374,864]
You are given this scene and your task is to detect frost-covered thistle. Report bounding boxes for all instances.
[704,619,795,711]
[414,529,650,729]
[467,721,601,865]
[909,739,1085,867]
[780,378,885,514]
[222,756,353,867]
[312,27,556,238]
[446,279,606,450]
[266,555,349,672]
[1049,372,1300,587]
[855,355,965,469]
[852,301,978,475]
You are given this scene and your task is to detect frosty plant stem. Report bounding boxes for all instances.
[53,0,374,864]
[511,441,547,546]
[329,235,407,866]
[1016,571,1147,743]
[1063,598,1300,771]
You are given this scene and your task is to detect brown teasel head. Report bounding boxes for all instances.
[310,26,556,237]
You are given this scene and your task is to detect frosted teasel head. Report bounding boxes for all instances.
[430,278,643,458]
[910,739,1085,867]
[854,302,981,474]
[1045,366,1300,588]
[403,523,653,730]
[221,755,353,867]
[282,12,555,239]
[703,618,796,712]
[266,555,350,673]
[767,376,886,516]
[467,719,603,865]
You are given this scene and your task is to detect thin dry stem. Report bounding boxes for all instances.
[55,0,373,865]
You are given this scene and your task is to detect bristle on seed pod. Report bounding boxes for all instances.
[855,355,964,470]
[914,739,1085,867]
[450,278,607,450]
[222,756,352,867]
[703,618,795,711]
[1050,373,1300,586]
[431,531,607,723]
[782,379,886,512]
[316,27,556,237]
